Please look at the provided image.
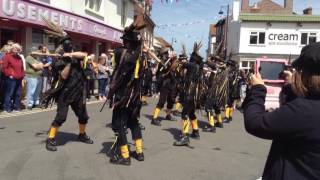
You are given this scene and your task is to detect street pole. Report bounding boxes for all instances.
[225,4,229,60]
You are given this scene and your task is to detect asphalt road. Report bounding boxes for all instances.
[0,98,270,180]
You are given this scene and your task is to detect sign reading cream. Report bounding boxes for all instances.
[267,32,299,46]
[0,0,123,43]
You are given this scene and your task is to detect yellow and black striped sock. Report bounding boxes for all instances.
[208,112,215,127]
[175,103,182,111]
[225,107,230,119]
[191,119,199,130]
[79,124,86,134]
[48,126,58,139]
[135,139,143,154]
[153,108,161,119]
[120,145,129,159]
[218,114,223,123]
[182,120,190,134]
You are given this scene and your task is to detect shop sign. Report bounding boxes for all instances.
[267,32,299,46]
[0,0,123,43]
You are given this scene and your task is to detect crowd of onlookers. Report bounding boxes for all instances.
[0,40,116,113]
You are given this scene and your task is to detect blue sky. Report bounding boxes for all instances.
[151,0,320,56]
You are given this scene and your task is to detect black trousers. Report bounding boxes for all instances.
[205,98,221,115]
[156,88,175,110]
[181,99,197,120]
[112,107,142,146]
[52,95,89,127]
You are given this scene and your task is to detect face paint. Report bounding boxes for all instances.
[63,39,73,52]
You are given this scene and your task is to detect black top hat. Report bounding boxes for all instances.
[59,36,72,45]
[292,42,320,73]
[190,52,203,64]
[121,30,141,42]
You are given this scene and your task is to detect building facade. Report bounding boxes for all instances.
[0,0,136,56]
[220,0,320,72]
[134,0,154,50]
[207,24,217,58]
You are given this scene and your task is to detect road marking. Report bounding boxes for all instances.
[0,101,102,119]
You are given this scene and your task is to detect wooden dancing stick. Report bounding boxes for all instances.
[142,44,163,65]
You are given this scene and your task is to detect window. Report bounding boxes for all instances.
[240,60,255,74]
[249,32,265,45]
[85,0,102,12]
[301,32,317,45]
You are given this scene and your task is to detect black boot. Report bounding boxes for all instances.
[131,152,145,161]
[216,122,224,128]
[173,135,190,146]
[151,118,161,126]
[228,117,233,122]
[46,138,57,151]
[223,117,230,123]
[110,156,131,166]
[203,125,216,133]
[190,130,200,139]
[78,133,94,144]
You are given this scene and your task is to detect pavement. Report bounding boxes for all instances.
[0,98,270,180]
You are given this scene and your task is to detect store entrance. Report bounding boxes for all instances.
[0,29,15,47]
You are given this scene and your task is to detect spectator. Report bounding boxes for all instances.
[25,47,44,110]
[2,43,25,113]
[38,45,53,93]
[97,56,110,101]
[84,54,96,100]
[0,44,11,109]
[243,42,320,180]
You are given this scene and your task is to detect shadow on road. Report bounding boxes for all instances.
[162,128,181,141]
[36,131,79,145]
[143,114,154,121]
[100,141,117,159]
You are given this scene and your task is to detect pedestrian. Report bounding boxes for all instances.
[173,42,203,146]
[151,47,177,126]
[97,56,109,101]
[2,43,25,113]
[38,45,53,94]
[107,18,145,165]
[243,42,320,180]
[25,47,44,110]
[41,18,93,151]
[0,44,11,109]
[84,54,96,100]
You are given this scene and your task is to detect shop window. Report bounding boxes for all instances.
[85,0,102,12]
[301,32,317,45]
[32,30,44,47]
[250,32,265,45]
[240,61,255,72]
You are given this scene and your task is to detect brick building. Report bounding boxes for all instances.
[241,0,293,15]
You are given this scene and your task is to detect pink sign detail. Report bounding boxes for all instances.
[0,0,123,43]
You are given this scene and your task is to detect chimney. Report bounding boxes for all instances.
[303,7,313,15]
[241,0,250,13]
[284,0,293,13]
[233,0,240,21]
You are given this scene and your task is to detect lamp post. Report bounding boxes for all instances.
[219,4,229,60]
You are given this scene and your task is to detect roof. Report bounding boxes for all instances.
[154,37,172,49]
[240,13,320,22]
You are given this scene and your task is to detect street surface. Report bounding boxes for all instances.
[0,98,270,180]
